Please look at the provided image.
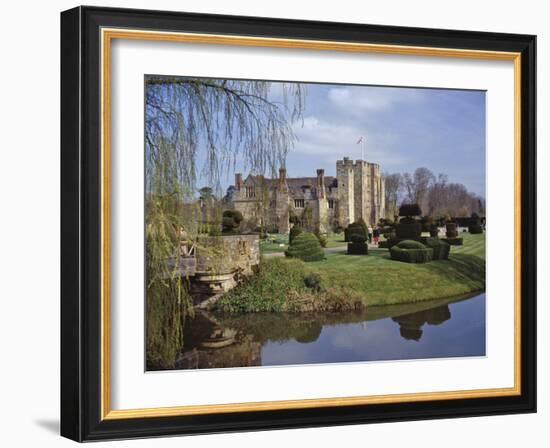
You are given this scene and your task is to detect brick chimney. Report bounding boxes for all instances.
[316,168,326,199]
[235,173,243,190]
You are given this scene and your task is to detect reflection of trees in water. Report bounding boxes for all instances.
[215,311,346,345]
[174,295,477,369]
[391,305,451,341]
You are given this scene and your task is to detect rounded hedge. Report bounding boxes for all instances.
[285,232,325,262]
[390,240,433,263]
[396,240,426,249]
[423,237,450,260]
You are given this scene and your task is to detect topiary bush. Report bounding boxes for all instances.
[442,237,464,246]
[429,224,439,237]
[469,213,483,234]
[390,240,433,263]
[289,225,303,244]
[399,203,422,218]
[445,222,458,238]
[345,220,368,243]
[285,232,325,262]
[424,237,450,260]
[347,227,368,254]
[396,218,422,239]
[469,224,483,234]
[221,210,243,234]
[347,241,368,255]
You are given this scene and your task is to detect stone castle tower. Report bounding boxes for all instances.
[231,158,385,233]
[336,157,385,227]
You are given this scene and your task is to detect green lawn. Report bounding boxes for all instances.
[260,232,348,253]
[324,232,348,248]
[307,232,485,306]
[218,232,486,312]
[259,234,289,253]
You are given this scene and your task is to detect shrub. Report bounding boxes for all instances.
[346,220,368,243]
[442,237,464,246]
[390,240,433,263]
[399,203,422,217]
[396,220,422,239]
[304,273,323,292]
[429,224,439,237]
[222,210,243,234]
[347,242,368,255]
[289,226,303,244]
[395,240,426,249]
[445,222,458,238]
[469,224,483,234]
[214,258,308,312]
[469,213,483,234]
[285,232,325,262]
[424,237,450,260]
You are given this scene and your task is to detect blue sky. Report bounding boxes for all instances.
[199,81,486,197]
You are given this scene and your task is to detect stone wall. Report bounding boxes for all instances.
[195,234,260,276]
[191,234,260,307]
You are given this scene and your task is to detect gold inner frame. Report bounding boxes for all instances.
[100,27,522,421]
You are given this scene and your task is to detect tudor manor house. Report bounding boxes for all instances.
[231,157,385,234]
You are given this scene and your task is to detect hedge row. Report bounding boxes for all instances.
[390,240,433,264]
[285,232,325,262]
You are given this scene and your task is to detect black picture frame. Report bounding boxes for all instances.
[61,5,536,442]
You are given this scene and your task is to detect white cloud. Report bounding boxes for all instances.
[291,115,409,168]
[328,86,426,115]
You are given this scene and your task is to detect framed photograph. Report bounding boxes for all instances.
[60,6,536,441]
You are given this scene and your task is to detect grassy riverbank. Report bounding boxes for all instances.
[215,232,485,313]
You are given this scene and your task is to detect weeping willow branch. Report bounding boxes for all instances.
[145,76,306,196]
[145,77,306,369]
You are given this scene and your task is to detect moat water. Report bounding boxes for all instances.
[175,293,486,370]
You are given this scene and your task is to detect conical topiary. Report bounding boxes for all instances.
[285,232,325,262]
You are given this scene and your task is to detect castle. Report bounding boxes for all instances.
[231,157,385,234]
